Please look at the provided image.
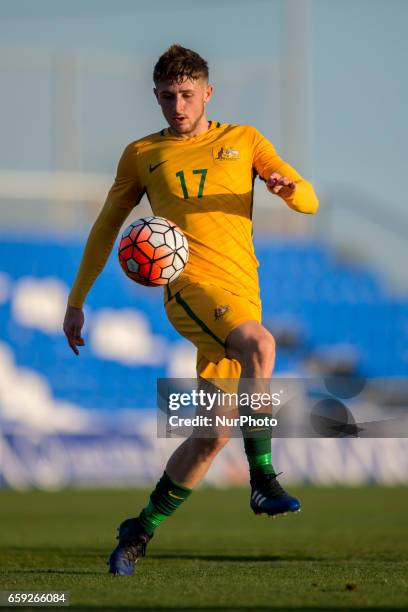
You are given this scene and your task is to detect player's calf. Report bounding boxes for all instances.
[165,434,230,488]
[189,435,230,460]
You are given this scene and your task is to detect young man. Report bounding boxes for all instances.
[63,44,319,576]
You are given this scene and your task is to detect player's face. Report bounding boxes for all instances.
[154,77,213,136]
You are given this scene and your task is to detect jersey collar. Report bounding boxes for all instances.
[161,120,218,142]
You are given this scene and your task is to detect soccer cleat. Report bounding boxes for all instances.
[250,473,301,517]
[108,518,152,576]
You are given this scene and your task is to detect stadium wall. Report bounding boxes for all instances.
[1,422,408,490]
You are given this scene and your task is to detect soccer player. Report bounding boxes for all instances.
[63,44,319,576]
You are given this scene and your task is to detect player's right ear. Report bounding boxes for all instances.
[153,88,160,104]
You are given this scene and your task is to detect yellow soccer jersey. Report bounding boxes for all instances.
[68,122,318,308]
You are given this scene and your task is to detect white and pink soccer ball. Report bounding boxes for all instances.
[118,216,189,286]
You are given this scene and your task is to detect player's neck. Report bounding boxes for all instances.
[168,117,211,140]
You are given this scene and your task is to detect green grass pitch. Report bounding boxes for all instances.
[0,486,407,610]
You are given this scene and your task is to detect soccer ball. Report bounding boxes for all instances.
[118,216,189,286]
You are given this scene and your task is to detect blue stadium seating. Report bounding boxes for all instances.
[0,235,407,411]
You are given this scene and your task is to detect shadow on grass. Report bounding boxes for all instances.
[0,546,324,563]
[1,553,318,577]
[149,552,321,562]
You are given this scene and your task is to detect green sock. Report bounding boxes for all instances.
[138,471,192,536]
[240,412,276,479]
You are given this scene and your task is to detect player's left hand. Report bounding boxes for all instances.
[267,173,296,198]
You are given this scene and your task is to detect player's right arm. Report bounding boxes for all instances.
[63,143,143,355]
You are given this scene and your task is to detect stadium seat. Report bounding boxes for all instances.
[0,236,407,411]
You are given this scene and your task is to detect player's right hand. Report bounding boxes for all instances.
[63,305,85,356]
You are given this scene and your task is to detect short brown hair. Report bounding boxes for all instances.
[153,44,208,84]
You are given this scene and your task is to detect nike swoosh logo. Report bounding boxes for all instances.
[149,160,168,173]
[168,490,184,500]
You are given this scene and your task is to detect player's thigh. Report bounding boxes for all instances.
[165,283,261,365]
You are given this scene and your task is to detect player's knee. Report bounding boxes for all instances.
[256,330,276,366]
[229,327,275,375]
[249,332,275,375]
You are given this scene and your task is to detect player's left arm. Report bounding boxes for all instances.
[251,128,319,214]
